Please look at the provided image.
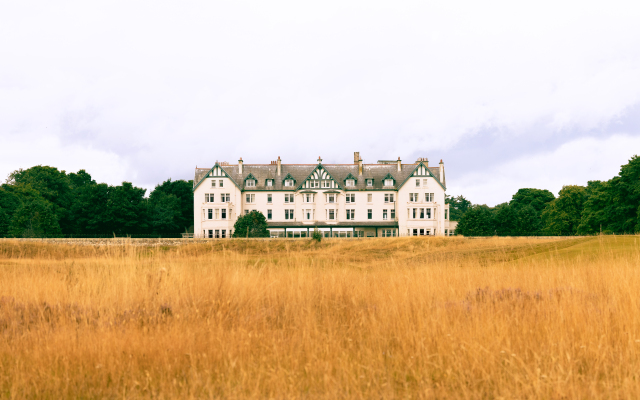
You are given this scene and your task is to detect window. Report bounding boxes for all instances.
[391,209,395,219]
[346,179,355,187]
[366,179,373,187]
[208,209,213,219]
[416,179,420,187]
[211,180,216,188]
[367,193,372,203]
[304,209,314,220]
[284,179,294,187]
[208,230,213,238]
[383,209,388,220]
[346,194,355,203]
[309,180,319,188]
[420,208,425,219]
[445,229,448,236]
[326,194,335,203]
[267,194,272,203]
[412,208,417,219]
[413,229,418,236]
[384,179,393,187]
[367,209,372,219]
[245,194,255,203]
[285,209,294,220]
[285,194,294,203]
[327,209,335,220]
[215,230,220,238]
[346,209,355,220]
[423,179,428,187]
[384,194,394,203]
[266,179,273,187]
[425,193,434,202]
[321,180,332,188]
[267,209,272,220]
[445,210,448,220]
[221,229,226,238]
[409,193,418,202]
[215,209,219,219]
[426,208,432,219]
[221,209,227,219]
[244,210,249,215]
[221,193,231,202]
[205,193,214,203]
[219,180,224,187]
[246,179,255,187]
[304,193,315,203]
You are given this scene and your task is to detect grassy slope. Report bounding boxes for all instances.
[0,236,638,399]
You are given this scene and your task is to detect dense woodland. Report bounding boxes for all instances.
[448,155,640,236]
[0,156,638,238]
[0,166,193,238]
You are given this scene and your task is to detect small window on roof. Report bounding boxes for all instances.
[346,179,355,187]
[266,179,273,187]
[366,179,373,187]
[384,179,393,186]
[246,179,255,187]
[285,179,294,187]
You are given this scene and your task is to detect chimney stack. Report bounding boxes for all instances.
[238,157,243,174]
[397,157,402,172]
[358,158,363,176]
[317,156,322,164]
[439,159,445,187]
[354,152,360,164]
[277,156,281,176]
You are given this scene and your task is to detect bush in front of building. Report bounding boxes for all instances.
[231,210,270,238]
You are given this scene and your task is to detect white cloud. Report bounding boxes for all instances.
[452,134,640,206]
[0,0,639,194]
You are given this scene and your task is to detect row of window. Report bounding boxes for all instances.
[241,208,396,221]
[409,193,434,202]
[204,208,228,220]
[237,193,397,204]
[217,177,431,190]
[204,193,231,203]
[205,229,229,238]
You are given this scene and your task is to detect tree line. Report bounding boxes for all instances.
[0,166,193,238]
[447,155,640,236]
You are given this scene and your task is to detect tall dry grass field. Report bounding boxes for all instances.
[0,236,639,398]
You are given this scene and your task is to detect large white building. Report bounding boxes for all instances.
[193,153,456,238]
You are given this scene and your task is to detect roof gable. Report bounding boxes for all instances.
[299,164,340,190]
[397,162,446,190]
[192,163,240,192]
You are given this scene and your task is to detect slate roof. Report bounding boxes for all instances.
[194,163,444,191]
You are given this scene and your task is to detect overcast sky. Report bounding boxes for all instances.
[1,0,639,205]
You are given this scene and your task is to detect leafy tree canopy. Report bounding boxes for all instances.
[445,195,472,221]
[232,211,270,238]
[510,188,555,212]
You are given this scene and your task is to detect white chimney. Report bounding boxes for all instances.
[439,159,445,186]
[397,157,402,172]
[277,156,281,176]
[238,157,243,174]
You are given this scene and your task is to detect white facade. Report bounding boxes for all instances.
[193,153,456,238]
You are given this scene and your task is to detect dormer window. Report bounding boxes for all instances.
[346,179,355,187]
[266,179,273,187]
[285,179,294,187]
[366,179,373,187]
[246,179,256,187]
[384,179,393,187]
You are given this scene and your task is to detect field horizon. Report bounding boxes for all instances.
[1,235,639,398]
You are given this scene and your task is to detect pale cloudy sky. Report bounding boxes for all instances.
[1,0,639,205]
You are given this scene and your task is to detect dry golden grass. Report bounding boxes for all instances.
[0,235,639,399]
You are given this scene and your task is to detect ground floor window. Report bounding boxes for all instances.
[208,230,213,238]
[215,229,220,238]
[221,230,226,238]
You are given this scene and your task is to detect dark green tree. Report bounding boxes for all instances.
[510,188,555,213]
[0,206,8,237]
[148,179,193,232]
[577,180,612,234]
[514,205,543,236]
[104,182,149,235]
[147,191,181,234]
[69,183,111,234]
[232,210,270,238]
[615,155,640,233]
[8,198,62,238]
[542,185,586,235]
[7,166,73,232]
[493,203,518,236]
[455,205,494,236]
[445,195,472,221]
